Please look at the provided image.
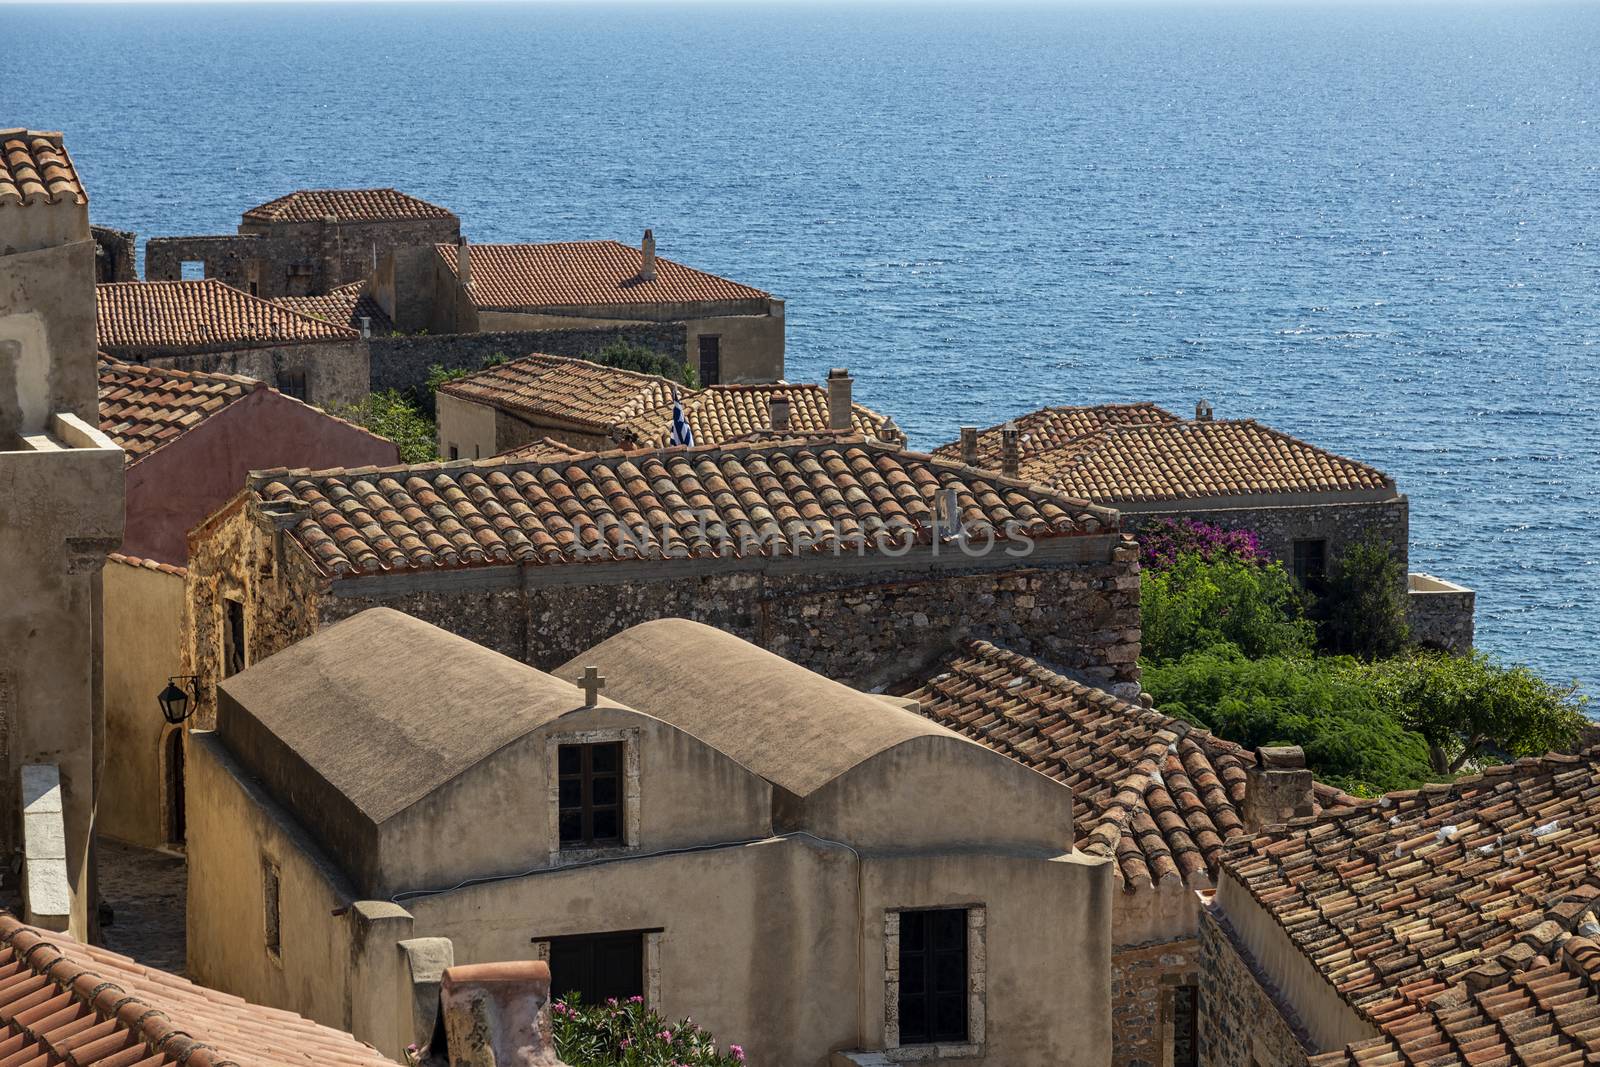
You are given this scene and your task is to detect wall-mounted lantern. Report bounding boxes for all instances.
[157,676,202,726]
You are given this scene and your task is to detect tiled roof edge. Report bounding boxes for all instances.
[106,552,188,578]
[97,279,362,341]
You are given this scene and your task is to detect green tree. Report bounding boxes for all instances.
[593,340,697,387]
[337,391,437,464]
[1141,553,1314,664]
[1318,533,1410,659]
[1370,651,1588,775]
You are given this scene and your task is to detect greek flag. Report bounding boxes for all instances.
[669,387,695,447]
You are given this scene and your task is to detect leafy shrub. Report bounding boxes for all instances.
[1143,647,1438,795]
[1369,651,1588,774]
[551,995,745,1066]
[1140,553,1314,663]
[1137,518,1268,571]
[594,340,697,387]
[336,390,437,464]
[1317,533,1409,659]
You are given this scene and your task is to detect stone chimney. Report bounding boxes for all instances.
[640,228,656,282]
[769,392,791,433]
[827,368,853,431]
[1242,746,1314,831]
[1000,422,1020,478]
[959,426,978,465]
[436,960,565,1067]
[1195,398,1213,422]
[457,238,471,290]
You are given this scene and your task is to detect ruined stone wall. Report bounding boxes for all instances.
[1121,497,1409,573]
[90,226,137,282]
[315,540,1141,692]
[1407,582,1475,654]
[368,324,687,399]
[144,235,268,293]
[104,339,370,411]
[1197,905,1310,1067]
[1112,936,1200,1067]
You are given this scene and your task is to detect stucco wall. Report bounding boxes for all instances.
[102,339,371,412]
[682,310,783,384]
[434,391,498,461]
[124,388,397,565]
[1,239,100,433]
[100,560,185,848]
[1121,496,1409,574]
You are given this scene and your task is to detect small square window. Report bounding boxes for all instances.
[279,368,307,401]
[558,742,624,849]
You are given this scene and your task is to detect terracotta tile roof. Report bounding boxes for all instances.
[98,280,359,351]
[271,291,393,335]
[439,241,770,310]
[903,641,1257,890]
[932,404,1179,467]
[498,436,591,462]
[623,384,899,448]
[106,551,187,578]
[252,437,1118,578]
[1033,420,1394,503]
[0,129,85,207]
[436,353,683,437]
[99,360,258,460]
[242,188,454,224]
[0,912,398,1066]
[1224,753,1600,1064]
[328,280,368,296]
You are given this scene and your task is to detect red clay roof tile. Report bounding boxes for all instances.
[436,353,680,437]
[271,292,393,335]
[98,361,258,460]
[242,188,454,224]
[0,130,84,208]
[440,241,769,310]
[98,280,359,350]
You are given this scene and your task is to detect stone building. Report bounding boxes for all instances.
[0,127,125,937]
[96,278,369,409]
[145,187,459,298]
[179,436,1140,726]
[186,608,1115,1065]
[377,232,784,383]
[97,360,396,850]
[271,280,393,335]
[897,641,1356,1067]
[939,402,1476,651]
[90,224,137,282]
[1200,750,1600,1066]
[435,354,893,459]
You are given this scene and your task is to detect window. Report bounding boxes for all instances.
[222,599,246,678]
[279,367,307,400]
[262,859,281,958]
[898,908,969,1045]
[547,932,644,1005]
[558,742,623,849]
[248,281,259,297]
[698,335,721,386]
[448,444,459,461]
[1292,539,1327,589]
[1172,983,1199,1067]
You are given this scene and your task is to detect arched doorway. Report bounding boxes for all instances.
[165,729,186,849]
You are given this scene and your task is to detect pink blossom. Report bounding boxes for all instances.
[730,1044,746,1062]
[629,995,644,1003]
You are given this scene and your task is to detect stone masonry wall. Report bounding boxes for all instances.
[1113,936,1199,1067]
[105,339,370,412]
[368,324,687,399]
[1122,497,1409,574]
[314,541,1142,692]
[1197,905,1310,1067]
[91,226,137,282]
[1407,584,1475,654]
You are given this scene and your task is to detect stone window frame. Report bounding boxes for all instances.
[544,727,641,866]
[531,930,663,1009]
[1159,971,1202,1067]
[882,904,986,1061]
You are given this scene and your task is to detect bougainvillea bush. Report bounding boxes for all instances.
[551,996,746,1066]
[1137,518,1268,571]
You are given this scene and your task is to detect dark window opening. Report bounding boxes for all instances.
[448,444,459,461]
[1172,983,1199,1067]
[222,599,246,678]
[558,742,623,849]
[248,281,259,297]
[697,335,721,386]
[262,860,281,956]
[279,367,307,401]
[898,908,968,1046]
[1292,539,1328,591]
[547,931,645,1006]
[166,729,186,847]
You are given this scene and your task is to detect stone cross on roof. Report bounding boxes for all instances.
[580,666,605,707]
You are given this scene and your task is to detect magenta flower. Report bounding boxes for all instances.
[730,1045,746,1062]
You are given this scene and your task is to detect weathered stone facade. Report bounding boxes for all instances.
[90,226,137,282]
[368,323,686,399]
[1406,573,1476,654]
[1120,497,1410,574]
[184,500,1142,704]
[1197,904,1310,1067]
[101,338,369,412]
[1112,936,1200,1067]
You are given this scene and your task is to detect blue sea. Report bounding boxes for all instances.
[6,1,1599,693]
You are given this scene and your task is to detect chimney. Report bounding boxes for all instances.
[1000,422,1020,478]
[959,426,978,465]
[1195,398,1213,422]
[826,368,853,431]
[457,238,471,290]
[358,315,371,339]
[769,392,791,433]
[1242,746,1314,831]
[436,960,565,1067]
[640,228,656,282]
